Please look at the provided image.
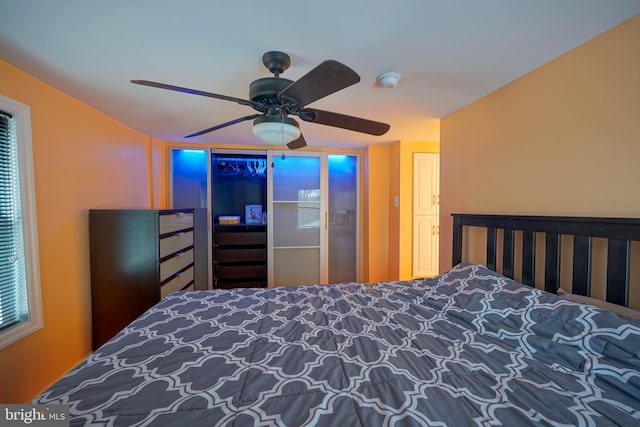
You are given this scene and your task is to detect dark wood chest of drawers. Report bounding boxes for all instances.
[89,208,207,349]
[213,224,267,289]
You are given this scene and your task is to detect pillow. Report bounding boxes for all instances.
[557,288,640,320]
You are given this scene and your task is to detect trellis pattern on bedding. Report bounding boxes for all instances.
[35,264,640,426]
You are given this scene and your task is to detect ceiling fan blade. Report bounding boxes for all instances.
[297,108,390,136]
[286,134,307,150]
[131,80,262,110]
[277,60,360,108]
[185,114,262,138]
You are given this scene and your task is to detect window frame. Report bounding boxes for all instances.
[0,94,43,350]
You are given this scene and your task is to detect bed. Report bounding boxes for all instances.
[34,214,640,426]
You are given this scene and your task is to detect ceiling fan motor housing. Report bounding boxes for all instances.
[249,77,294,109]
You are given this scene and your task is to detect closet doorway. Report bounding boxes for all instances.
[169,147,360,288]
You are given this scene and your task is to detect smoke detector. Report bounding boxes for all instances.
[376,71,401,88]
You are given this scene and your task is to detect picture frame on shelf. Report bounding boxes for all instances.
[245,204,262,224]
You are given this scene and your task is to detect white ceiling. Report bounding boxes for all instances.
[1,1,639,149]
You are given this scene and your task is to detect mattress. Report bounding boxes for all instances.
[34,264,640,426]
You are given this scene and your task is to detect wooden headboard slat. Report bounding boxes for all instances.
[572,236,592,296]
[503,229,515,279]
[486,227,497,271]
[544,233,561,293]
[522,231,536,286]
[607,239,630,306]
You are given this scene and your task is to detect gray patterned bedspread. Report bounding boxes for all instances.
[34,264,640,426]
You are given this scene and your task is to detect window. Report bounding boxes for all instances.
[0,95,42,350]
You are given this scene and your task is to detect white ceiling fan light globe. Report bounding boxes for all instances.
[252,122,301,144]
[252,116,301,145]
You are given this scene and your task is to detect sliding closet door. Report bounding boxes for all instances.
[170,148,208,209]
[268,153,325,286]
[328,154,358,283]
[169,148,211,289]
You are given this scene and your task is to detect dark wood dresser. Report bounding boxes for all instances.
[213,224,267,289]
[89,208,208,349]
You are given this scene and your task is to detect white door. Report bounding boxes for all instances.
[413,153,439,277]
[413,215,439,277]
[413,153,439,216]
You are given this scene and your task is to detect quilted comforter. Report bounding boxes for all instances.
[34,264,640,426]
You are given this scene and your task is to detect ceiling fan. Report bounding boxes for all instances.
[131,51,390,149]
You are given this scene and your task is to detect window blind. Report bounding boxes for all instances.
[0,110,29,331]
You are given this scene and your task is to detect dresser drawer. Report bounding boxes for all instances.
[214,264,266,280]
[215,247,266,262]
[214,231,265,246]
[160,248,194,282]
[161,266,194,298]
[159,211,193,234]
[160,231,193,258]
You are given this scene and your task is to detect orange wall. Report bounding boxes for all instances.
[0,60,162,402]
[363,144,391,282]
[440,14,640,305]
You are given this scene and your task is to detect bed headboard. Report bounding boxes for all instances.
[452,214,640,307]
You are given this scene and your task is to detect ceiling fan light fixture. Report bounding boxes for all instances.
[252,115,301,145]
[132,51,388,149]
